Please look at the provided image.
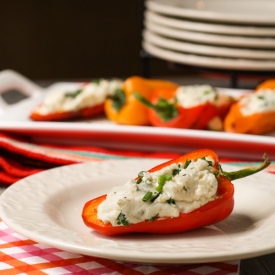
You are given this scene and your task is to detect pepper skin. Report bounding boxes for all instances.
[104,76,178,126]
[82,149,269,235]
[135,88,233,130]
[30,103,104,121]
[255,79,275,91]
[224,101,275,135]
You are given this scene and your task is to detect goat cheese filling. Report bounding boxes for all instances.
[239,89,275,116]
[36,79,122,115]
[175,85,218,108]
[97,157,218,226]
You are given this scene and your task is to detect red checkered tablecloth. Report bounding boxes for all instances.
[0,220,240,275]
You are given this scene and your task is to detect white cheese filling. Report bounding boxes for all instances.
[175,85,218,108]
[36,79,122,115]
[239,89,275,116]
[97,157,218,226]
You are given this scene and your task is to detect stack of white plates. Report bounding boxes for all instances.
[142,0,275,71]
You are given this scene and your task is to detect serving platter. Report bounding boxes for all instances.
[0,159,275,264]
[1,70,275,160]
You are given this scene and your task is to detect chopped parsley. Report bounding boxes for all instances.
[184,159,191,169]
[117,212,129,226]
[166,198,175,204]
[136,171,146,184]
[201,156,213,166]
[65,89,83,98]
[149,214,158,222]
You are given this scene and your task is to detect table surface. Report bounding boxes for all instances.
[1,75,275,275]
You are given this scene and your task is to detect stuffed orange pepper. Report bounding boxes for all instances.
[30,79,123,121]
[224,87,275,134]
[104,76,178,126]
[135,84,234,130]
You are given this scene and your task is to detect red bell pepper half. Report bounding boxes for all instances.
[134,88,233,130]
[82,149,270,235]
[30,103,104,121]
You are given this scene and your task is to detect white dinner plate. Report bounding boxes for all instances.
[143,41,275,72]
[143,30,275,60]
[0,160,275,264]
[145,20,275,49]
[146,0,275,25]
[145,10,275,37]
[1,70,275,160]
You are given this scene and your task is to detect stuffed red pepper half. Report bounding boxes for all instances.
[134,84,235,130]
[30,79,123,121]
[82,149,269,235]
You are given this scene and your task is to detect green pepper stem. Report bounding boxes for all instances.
[133,91,159,110]
[133,91,178,121]
[218,153,271,181]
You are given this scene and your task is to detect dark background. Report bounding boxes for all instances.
[0,0,273,89]
[0,0,178,82]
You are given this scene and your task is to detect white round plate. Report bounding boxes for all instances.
[145,10,275,37]
[146,0,275,25]
[0,159,275,264]
[143,30,275,60]
[145,20,275,49]
[143,41,275,71]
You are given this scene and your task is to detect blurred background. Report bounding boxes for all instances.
[0,0,274,88]
[0,1,176,80]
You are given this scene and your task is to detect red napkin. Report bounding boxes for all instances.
[0,132,184,185]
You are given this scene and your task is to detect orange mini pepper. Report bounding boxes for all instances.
[82,149,269,236]
[104,76,178,126]
[255,79,275,91]
[224,100,275,135]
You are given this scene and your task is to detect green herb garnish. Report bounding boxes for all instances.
[142,191,153,202]
[184,159,191,169]
[109,88,126,112]
[116,212,129,226]
[201,156,213,166]
[166,198,175,204]
[149,214,158,222]
[155,173,172,192]
[134,92,178,122]
[65,89,83,98]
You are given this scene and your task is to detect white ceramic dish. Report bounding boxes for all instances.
[0,160,275,264]
[143,41,275,72]
[145,10,275,37]
[145,20,275,49]
[1,70,275,160]
[146,0,275,25]
[143,30,275,60]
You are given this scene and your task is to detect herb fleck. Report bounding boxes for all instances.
[117,212,129,226]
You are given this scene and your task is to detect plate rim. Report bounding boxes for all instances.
[145,10,275,36]
[143,29,275,60]
[146,0,275,25]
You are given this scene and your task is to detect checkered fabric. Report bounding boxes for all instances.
[0,220,239,275]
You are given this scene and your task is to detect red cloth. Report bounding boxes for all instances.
[0,132,254,185]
